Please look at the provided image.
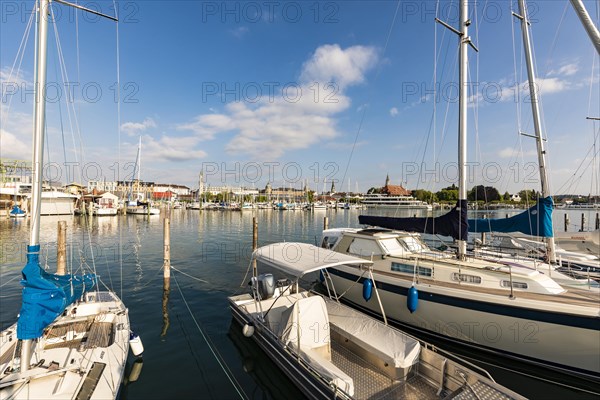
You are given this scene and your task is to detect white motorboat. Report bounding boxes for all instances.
[229,242,526,400]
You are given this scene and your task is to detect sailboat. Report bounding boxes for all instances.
[0,1,143,398]
[126,137,160,215]
[465,1,600,285]
[321,0,600,390]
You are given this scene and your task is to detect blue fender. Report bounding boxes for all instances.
[362,279,373,302]
[407,285,418,313]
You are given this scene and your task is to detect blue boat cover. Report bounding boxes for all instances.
[17,245,96,340]
[468,196,554,237]
[358,200,468,240]
[9,205,25,215]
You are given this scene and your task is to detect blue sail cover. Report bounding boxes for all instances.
[358,200,468,240]
[17,245,96,340]
[468,196,554,237]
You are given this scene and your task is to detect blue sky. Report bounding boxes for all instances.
[1,0,598,195]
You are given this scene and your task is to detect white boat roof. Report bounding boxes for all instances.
[254,242,372,277]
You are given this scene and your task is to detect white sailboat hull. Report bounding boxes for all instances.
[126,206,159,215]
[327,265,600,381]
[0,291,131,400]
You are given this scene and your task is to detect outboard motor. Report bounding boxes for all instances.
[256,273,275,300]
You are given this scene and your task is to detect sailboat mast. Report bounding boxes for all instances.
[30,0,50,249]
[457,0,469,259]
[569,0,600,55]
[22,0,51,373]
[138,135,142,182]
[517,0,557,264]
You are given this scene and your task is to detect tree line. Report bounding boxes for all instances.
[410,185,543,204]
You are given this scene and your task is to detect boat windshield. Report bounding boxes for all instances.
[400,236,428,253]
[378,238,405,255]
[349,238,383,257]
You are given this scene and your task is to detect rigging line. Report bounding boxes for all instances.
[339,0,401,193]
[528,14,554,197]
[52,52,69,183]
[52,11,98,284]
[412,0,451,182]
[0,4,35,111]
[50,10,99,285]
[555,127,600,194]
[587,44,599,197]
[472,2,483,204]
[540,1,568,84]
[172,272,247,400]
[170,266,209,284]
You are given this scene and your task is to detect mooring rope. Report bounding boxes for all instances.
[172,272,247,399]
[170,266,209,284]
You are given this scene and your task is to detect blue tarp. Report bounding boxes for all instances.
[9,205,25,215]
[17,245,96,340]
[358,200,469,240]
[468,196,554,237]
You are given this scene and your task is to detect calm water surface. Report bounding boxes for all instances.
[0,208,598,399]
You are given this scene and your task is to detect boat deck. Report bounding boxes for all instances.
[331,340,437,400]
[374,268,600,308]
[331,341,513,400]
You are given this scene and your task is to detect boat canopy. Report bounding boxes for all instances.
[468,196,554,237]
[358,200,468,240]
[253,242,372,278]
[17,245,96,340]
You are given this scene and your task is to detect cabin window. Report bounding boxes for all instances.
[391,262,432,277]
[500,280,528,289]
[379,238,404,255]
[349,238,383,257]
[451,273,482,284]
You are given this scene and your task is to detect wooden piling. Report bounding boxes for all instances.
[324,216,329,231]
[57,221,67,275]
[581,213,586,232]
[252,217,258,276]
[596,213,599,230]
[163,218,171,279]
[564,214,569,232]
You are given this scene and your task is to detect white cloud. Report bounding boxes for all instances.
[178,44,379,157]
[176,113,234,140]
[300,44,378,88]
[548,62,579,77]
[534,77,569,94]
[133,135,207,163]
[0,129,30,159]
[0,105,31,160]
[0,67,29,88]
[121,118,156,136]
[389,107,398,117]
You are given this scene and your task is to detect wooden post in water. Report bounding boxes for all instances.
[564,214,569,232]
[57,221,67,275]
[162,217,171,338]
[163,217,171,279]
[323,216,329,231]
[581,213,586,232]
[252,217,258,276]
[596,213,599,230]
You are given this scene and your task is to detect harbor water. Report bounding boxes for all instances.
[0,207,598,399]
